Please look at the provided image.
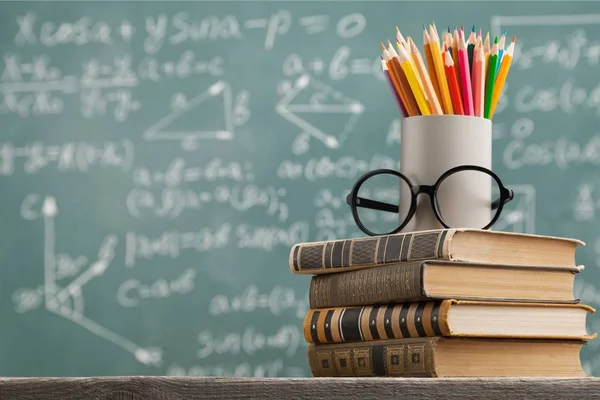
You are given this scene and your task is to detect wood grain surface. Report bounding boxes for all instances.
[1,377,600,399]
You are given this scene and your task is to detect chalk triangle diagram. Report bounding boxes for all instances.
[276,74,364,149]
[143,81,234,142]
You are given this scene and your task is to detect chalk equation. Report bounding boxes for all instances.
[14,11,368,52]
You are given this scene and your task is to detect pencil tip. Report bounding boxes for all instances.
[380,42,386,51]
[503,30,508,36]
[396,26,400,32]
[423,24,427,31]
[472,24,476,32]
[448,26,451,33]
[494,36,498,43]
[512,35,516,42]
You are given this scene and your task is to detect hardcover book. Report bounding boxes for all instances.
[308,260,580,308]
[289,228,583,275]
[308,337,587,377]
[304,300,596,344]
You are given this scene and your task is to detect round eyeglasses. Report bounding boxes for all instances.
[346,165,515,237]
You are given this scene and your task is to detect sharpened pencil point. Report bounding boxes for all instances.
[503,30,508,36]
[448,26,451,33]
[380,42,386,51]
[494,36,498,43]
[512,35,516,43]
[472,24,476,32]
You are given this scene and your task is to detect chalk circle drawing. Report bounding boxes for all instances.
[276,74,365,155]
[12,196,163,367]
[143,81,249,152]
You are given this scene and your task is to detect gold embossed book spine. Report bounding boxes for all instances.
[304,302,448,344]
[308,337,438,377]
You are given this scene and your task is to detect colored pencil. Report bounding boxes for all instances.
[473,44,485,117]
[423,26,443,104]
[483,32,490,66]
[452,27,461,89]
[408,36,443,114]
[395,42,431,115]
[467,25,477,71]
[429,24,454,114]
[381,56,408,117]
[381,43,410,114]
[496,31,507,75]
[444,31,452,54]
[378,24,515,120]
[484,37,499,119]
[398,37,425,96]
[396,26,408,49]
[384,42,420,116]
[444,50,464,115]
[489,36,515,118]
[458,30,474,116]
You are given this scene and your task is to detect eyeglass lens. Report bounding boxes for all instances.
[354,169,502,235]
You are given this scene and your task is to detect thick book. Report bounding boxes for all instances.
[308,337,587,377]
[309,260,580,308]
[303,300,596,344]
[289,228,583,275]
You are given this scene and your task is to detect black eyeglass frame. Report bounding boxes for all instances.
[346,164,515,237]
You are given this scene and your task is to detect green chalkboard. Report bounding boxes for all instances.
[1,0,600,377]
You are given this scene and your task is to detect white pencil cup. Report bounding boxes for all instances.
[399,115,493,232]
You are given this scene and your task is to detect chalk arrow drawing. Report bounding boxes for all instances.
[143,80,234,143]
[37,197,162,367]
[276,74,364,154]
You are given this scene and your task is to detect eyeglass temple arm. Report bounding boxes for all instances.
[345,193,399,213]
[491,189,514,210]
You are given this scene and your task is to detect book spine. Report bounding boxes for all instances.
[309,261,425,308]
[289,229,451,274]
[303,301,451,343]
[307,337,438,377]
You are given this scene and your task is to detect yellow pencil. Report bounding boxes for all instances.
[395,38,425,96]
[408,36,442,114]
[489,36,515,118]
[394,42,431,115]
[483,32,490,67]
[429,24,454,114]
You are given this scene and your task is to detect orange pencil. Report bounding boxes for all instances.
[472,44,485,117]
[383,42,420,116]
[490,36,516,118]
[408,36,443,114]
[444,50,464,115]
[381,43,410,114]
[423,25,442,104]
[429,24,454,114]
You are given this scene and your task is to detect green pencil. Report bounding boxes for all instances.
[484,37,499,119]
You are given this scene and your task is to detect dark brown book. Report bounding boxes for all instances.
[289,228,583,275]
[303,300,596,344]
[309,260,580,308]
[308,337,587,377]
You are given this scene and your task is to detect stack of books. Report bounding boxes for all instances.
[289,228,596,377]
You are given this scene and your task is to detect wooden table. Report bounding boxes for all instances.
[1,377,600,399]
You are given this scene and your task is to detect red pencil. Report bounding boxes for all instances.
[444,50,464,115]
